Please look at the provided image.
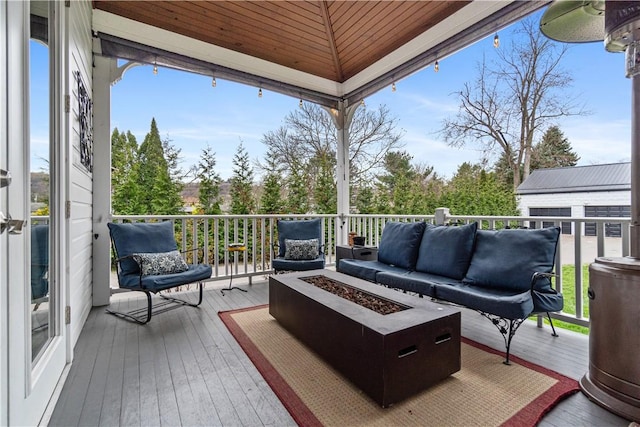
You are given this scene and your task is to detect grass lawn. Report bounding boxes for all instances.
[530,263,590,335]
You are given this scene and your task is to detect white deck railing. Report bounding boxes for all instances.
[110,213,632,328]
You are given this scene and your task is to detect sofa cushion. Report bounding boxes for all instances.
[415,222,477,279]
[434,282,535,319]
[377,221,426,270]
[376,270,459,297]
[337,259,405,283]
[463,227,560,292]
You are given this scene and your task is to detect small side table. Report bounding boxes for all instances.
[221,243,247,295]
[335,245,378,267]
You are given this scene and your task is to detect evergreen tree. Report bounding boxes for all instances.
[137,118,183,214]
[440,163,518,216]
[376,151,417,213]
[258,146,283,214]
[311,153,337,213]
[230,143,255,214]
[111,129,140,214]
[354,184,375,214]
[285,168,310,214]
[197,144,222,215]
[531,125,580,170]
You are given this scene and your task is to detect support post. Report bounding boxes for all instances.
[91,54,113,306]
[325,101,358,246]
[631,58,640,259]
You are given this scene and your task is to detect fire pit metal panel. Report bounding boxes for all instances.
[269,269,461,407]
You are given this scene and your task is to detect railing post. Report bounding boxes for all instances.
[435,207,450,225]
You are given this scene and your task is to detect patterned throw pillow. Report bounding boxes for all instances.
[284,238,319,260]
[132,250,189,276]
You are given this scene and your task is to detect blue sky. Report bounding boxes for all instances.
[32,11,633,182]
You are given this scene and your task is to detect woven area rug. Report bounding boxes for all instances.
[219,305,579,427]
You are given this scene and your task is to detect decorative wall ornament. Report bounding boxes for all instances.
[75,71,93,172]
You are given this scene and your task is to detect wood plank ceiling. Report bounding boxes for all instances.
[93,1,469,83]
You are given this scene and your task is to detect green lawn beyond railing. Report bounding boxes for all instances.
[535,264,590,335]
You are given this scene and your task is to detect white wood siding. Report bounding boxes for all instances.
[67,0,93,347]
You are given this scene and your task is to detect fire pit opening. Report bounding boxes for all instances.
[300,275,411,315]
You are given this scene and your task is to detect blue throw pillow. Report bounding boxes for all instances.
[377,221,427,270]
[415,222,477,279]
[463,227,560,292]
[108,221,179,276]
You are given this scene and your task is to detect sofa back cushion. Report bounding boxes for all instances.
[377,221,426,270]
[462,227,560,292]
[415,222,477,280]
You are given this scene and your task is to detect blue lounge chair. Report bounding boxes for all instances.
[107,221,212,324]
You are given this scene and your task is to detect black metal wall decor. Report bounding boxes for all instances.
[75,71,93,172]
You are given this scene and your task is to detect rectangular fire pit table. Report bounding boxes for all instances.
[269,269,461,407]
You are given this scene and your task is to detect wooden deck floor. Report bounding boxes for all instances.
[48,277,631,426]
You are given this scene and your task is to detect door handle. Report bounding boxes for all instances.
[0,212,25,235]
[0,169,11,188]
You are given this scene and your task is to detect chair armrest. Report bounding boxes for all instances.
[530,271,557,292]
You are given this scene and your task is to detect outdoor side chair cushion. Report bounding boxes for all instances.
[272,257,325,272]
[415,222,477,279]
[132,250,189,276]
[108,221,179,276]
[118,263,212,292]
[377,221,426,270]
[463,227,560,292]
[277,219,322,258]
[284,238,320,260]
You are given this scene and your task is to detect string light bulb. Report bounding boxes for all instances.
[153,58,158,75]
[434,60,439,73]
[361,99,365,107]
[493,33,500,48]
[299,99,303,108]
[211,77,216,87]
[391,82,396,92]
[258,88,263,98]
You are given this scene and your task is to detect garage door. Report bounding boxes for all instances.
[584,205,630,237]
[529,207,572,234]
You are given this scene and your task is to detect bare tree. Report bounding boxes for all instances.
[262,102,404,188]
[439,17,588,190]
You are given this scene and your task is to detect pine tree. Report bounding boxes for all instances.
[531,126,580,170]
[440,163,518,216]
[311,153,336,214]
[197,145,222,215]
[111,129,140,214]
[137,118,183,214]
[230,143,255,215]
[258,146,283,214]
[285,168,310,214]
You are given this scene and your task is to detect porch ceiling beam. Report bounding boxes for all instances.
[318,0,343,83]
[96,32,342,109]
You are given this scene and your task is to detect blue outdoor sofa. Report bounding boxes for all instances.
[337,221,564,364]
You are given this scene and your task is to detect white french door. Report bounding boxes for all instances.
[2,2,67,425]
